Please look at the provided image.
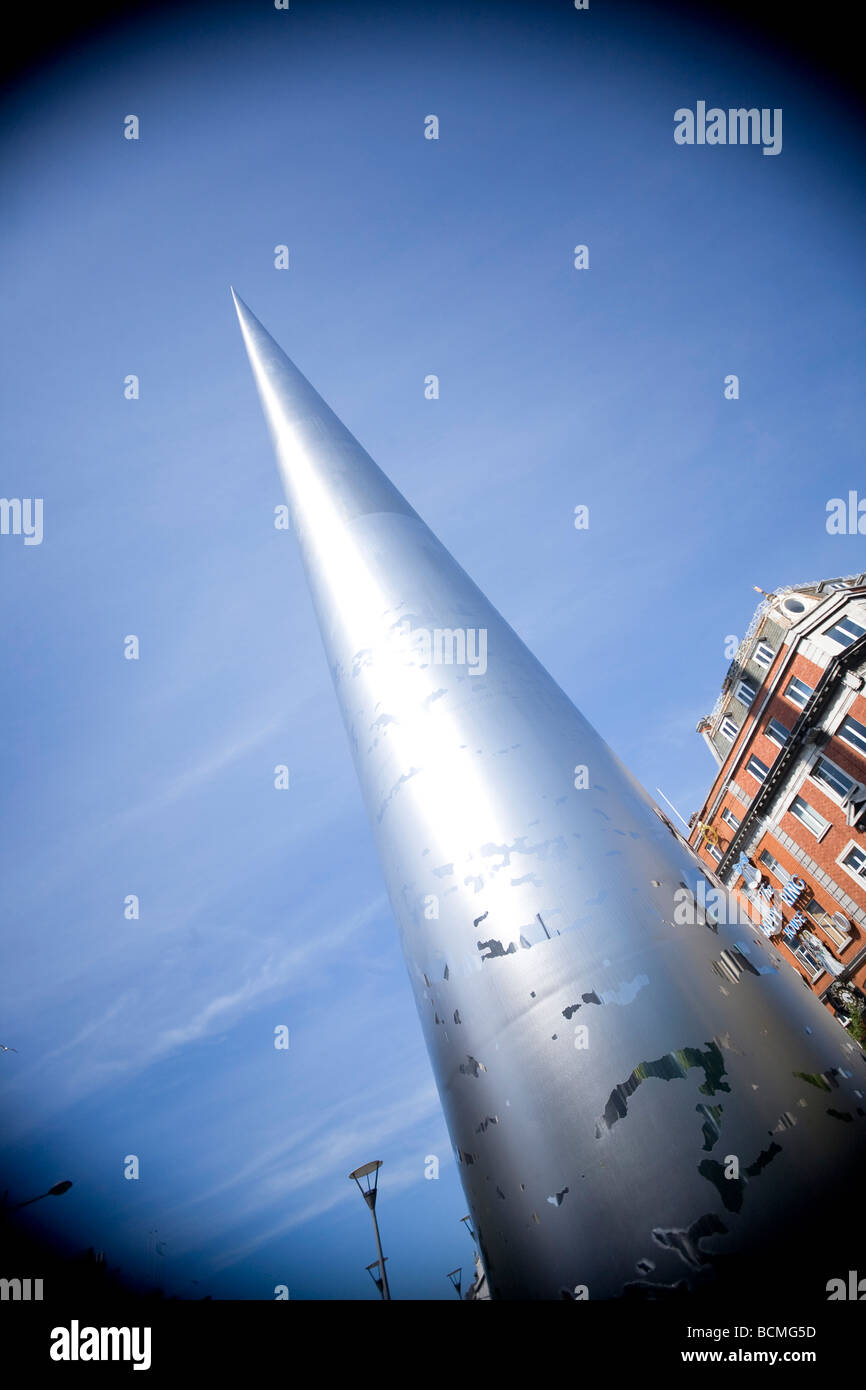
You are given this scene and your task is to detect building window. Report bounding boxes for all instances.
[758,848,787,880]
[791,939,824,982]
[721,806,740,830]
[802,892,824,920]
[824,615,866,649]
[802,892,850,949]
[746,755,770,784]
[823,913,852,951]
[784,676,814,709]
[706,843,722,862]
[838,715,866,760]
[839,843,866,884]
[810,755,856,802]
[719,716,739,742]
[765,718,791,747]
[753,640,775,668]
[789,795,830,839]
[735,678,758,709]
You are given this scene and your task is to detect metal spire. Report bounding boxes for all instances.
[233,290,866,1300]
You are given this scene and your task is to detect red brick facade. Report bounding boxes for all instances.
[689,580,866,1028]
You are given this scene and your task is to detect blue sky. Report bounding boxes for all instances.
[1,0,864,1298]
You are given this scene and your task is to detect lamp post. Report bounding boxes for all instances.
[11,1179,73,1210]
[446,1267,462,1299]
[349,1161,391,1301]
[365,1258,389,1297]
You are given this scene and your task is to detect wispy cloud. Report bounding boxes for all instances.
[104,705,294,835]
[203,1080,444,1270]
[2,893,389,1137]
[150,897,384,1058]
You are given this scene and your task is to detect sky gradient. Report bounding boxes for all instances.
[1,0,865,1298]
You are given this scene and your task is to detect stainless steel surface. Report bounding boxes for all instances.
[233,289,866,1300]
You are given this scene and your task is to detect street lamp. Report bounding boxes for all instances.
[446,1267,462,1299]
[459,1214,476,1244]
[11,1180,73,1210]
[349,1161,391,1301]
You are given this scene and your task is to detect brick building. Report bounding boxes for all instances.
[689,574,866,1031]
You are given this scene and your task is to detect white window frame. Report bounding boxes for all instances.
[790,939,824,982]
[745,754,770,785]
[802,894,850,949]
[822,913,853,951]
[784,676,814,710]
[706,843,722,863]
[809,753,856,805]
[837,839,866,889]
[735,679,758,708]
[758,848,788,883]
[753,640,775,669]
[765,718,790,748]
[719,715,739,742]
[788,794,830,841]
[823,615,866,649]
[721,806,740,830]
[837,714,866,760]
